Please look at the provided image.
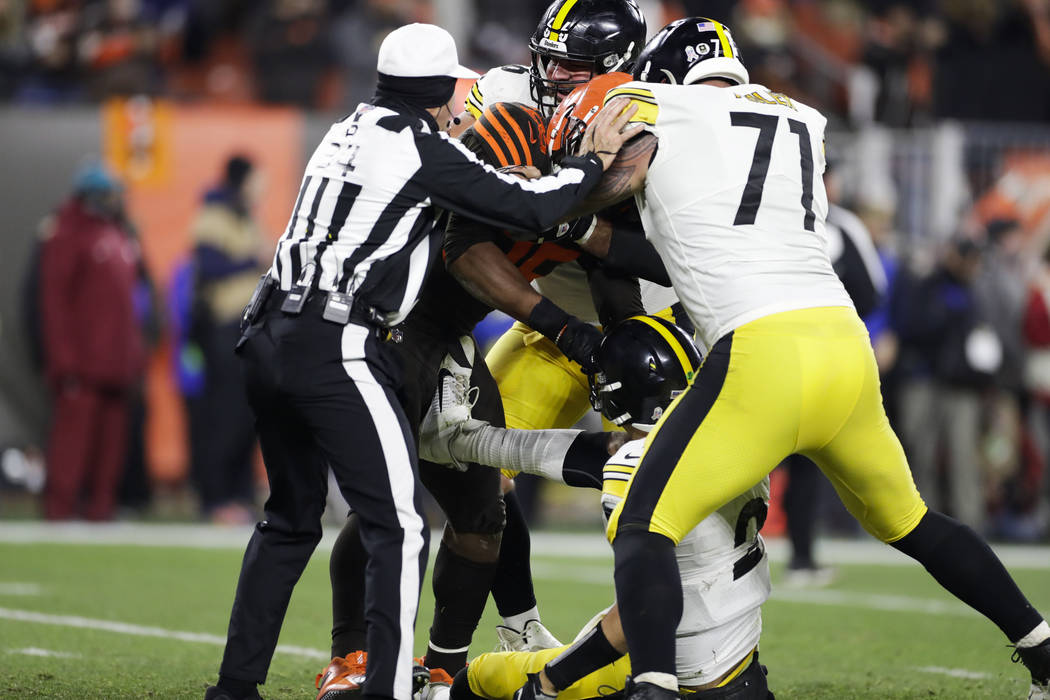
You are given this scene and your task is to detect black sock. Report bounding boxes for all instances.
[612,529,681,677]
[491,491,537,618]
[543,621,623,690]
[330,512,368,657]
[891,510,1043,642]
[425,541,499,673]
[784,454,820,568]
[217,675,257,698]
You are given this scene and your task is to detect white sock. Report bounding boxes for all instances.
[633,672,678,692]
[502,606,541,632]
[457,425,581,482]
[1018,620,1050,648]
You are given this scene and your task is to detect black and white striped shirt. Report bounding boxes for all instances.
[270,100,603,326]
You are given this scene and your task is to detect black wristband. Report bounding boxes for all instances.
[526,297,572,344]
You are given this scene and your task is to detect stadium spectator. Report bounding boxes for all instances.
[892,237,1001,533]
[246,0,337,108]
[77,0,162,99]
[186,154,265,524]
[39,162,146,521]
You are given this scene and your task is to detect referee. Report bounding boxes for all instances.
[205,23,638,700]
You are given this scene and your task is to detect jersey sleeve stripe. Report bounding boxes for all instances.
[604,87,660,126]
[465,83,484,118]
[630,315,695,379]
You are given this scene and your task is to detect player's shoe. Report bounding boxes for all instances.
[495,619,563,652]
[1014,638,1050,699]
[417,667,455,700]
[781,563,837,588]
[623,678,679,700]
[512,673,557,700]
[420,342,482,468]
[315,651,368,699]
[203,686,263,700]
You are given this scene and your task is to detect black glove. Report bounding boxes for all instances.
[536,215,598,245]
[556,317,602,373]
[526,297,601,373]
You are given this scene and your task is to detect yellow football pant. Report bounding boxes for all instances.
[467,646,632,700]
[608,306,928,545]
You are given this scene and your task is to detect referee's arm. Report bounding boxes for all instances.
[415,131,605,233]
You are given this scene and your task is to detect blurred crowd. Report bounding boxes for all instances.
[1,0,1049,122]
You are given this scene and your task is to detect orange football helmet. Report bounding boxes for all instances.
[547,71,632,162]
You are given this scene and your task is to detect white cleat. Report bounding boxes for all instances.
[495,619,563,652]
[1030,683,1049,700]
[419,338,482,468]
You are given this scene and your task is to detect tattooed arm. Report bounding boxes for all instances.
[566,132,657,220]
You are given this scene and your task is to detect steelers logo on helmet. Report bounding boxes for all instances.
[528,0,646,117]
[588,315,701,431]
[547,71,632,162]
[633,17,749,87]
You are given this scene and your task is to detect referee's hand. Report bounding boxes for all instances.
[579,97,643,171]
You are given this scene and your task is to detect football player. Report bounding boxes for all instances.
[448,0,691,655]
[316,100,650,700]
[571,18,1050,700]
[418,316,773,700]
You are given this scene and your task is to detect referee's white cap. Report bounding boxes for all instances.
[378,23,480,80]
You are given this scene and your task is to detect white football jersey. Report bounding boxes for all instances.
[606,82,854,349]
[602,439,771,685]
[465,66,682,324]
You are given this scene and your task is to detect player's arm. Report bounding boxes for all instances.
[566,131,657,219]
[444,216,600,370]
[577,216,671,287]
[578,255,645,329]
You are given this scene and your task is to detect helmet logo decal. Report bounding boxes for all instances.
[652,406,664,420]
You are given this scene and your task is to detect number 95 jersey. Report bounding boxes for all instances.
[602,439,771,686]
[606,82,853,351]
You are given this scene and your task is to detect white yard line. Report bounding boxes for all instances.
[0,583,42,595]
[0,524,1047,570]
[7,647,79,658]
[915,666,994,680]
[0,607,329,660]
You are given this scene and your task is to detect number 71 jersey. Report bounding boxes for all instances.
[609,82,854,350]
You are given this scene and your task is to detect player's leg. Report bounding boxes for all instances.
[486,322,592,644]
[421,338,508,674]
[608,328,798,696]
[806,315,1050,692]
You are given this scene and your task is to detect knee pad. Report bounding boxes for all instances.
[689,654,771,700]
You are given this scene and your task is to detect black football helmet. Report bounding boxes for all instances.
[633,17,749,86]
[529,0,646,116]
[589,315,701,429]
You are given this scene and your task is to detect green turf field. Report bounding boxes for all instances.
[1,526,1047,699]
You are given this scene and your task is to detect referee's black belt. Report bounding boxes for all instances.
[268,288,383,329]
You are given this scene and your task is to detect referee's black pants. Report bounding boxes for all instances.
[219,301,429,700]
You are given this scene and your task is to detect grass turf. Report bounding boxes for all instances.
[1,538,1048,698]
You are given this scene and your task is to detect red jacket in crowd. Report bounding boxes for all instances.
[40,197,146,391]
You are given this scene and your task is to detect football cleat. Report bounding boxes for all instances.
[420,339,483,469]
[417,667,455,700]
[496,619,563,652]
[623,677,679,700]
[1014,638,1050,700]
[315,651,367,700]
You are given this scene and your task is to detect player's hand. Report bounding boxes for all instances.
[537,215,597,244]
[556,318,602,373]
[579,97,643,170]
[499,164,542,180]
